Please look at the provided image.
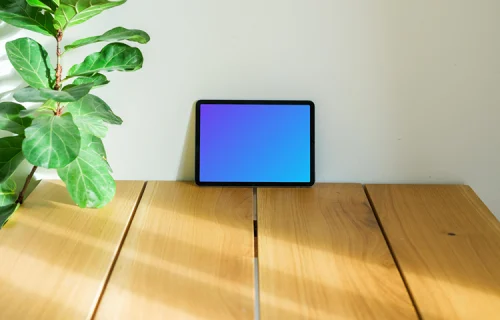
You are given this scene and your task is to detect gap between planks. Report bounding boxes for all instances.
[253,187,261,320]
[88,181,149,320]
[363,185,423,320]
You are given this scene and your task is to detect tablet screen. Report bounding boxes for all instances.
[195,100,314,186]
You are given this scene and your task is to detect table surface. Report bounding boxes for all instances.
[0,181,499,320]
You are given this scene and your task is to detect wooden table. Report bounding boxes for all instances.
[0,181,499,320]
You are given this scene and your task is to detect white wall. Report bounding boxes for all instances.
[1,1,499,218]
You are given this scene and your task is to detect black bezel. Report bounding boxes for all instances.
[195,99,315,187]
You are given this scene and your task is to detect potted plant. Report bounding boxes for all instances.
[0,0,149,228]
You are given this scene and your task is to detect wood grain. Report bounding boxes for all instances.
[0,180,145,320]
[257,184,417,319]
[365,184,500,320]
[94,182,254,320]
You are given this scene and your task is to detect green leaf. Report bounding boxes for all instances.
[65,94,122,138]
[23,113,81,169]
[39,83,93,102]
[6,38,56,89]
[0,102,33,135]
[80,132,110,171]
[57,148,115,208]
[0,203,20,229]
[67,43,143,78]
[14,87,47,103]
[18,101,57,119]
[72,74,110,87]
[0,0,57,36]
[54,0,126,30]
[14,84,92,103]
[66,94,122,125]
[19,108,54,118]
[74,116,107,138]
[64,27,150,51]
[82,133,107,160]
[26,0,56,12]
[41,99,58,112]
[0,179,17,206]
[0,136,24,183]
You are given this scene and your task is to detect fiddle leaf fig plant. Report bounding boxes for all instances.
[0,0,149,228]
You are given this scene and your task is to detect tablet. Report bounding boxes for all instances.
[195,100,315,186]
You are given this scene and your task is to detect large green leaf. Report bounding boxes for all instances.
[26,0,56,12]
[23,113,81,169]
[40,99,58,112]
[0,0,57,36]
[72,74,109,87]
[14,87,47,103]
[0,102,32,135]
[73,117,107,138]
[19,100,57,118]
[65,94,121,138]
[40,83,93,102]
[0,136,24,183]
[67,43,143,78]
[19,108,54,118]
[0,203,20,229]
[80,132,110,169]
[66,94,122,124]
[54,0,126,30]
[6,37,56,89]
[14,84,92,103]
[82,133,106,160]
[0,179,17,206]
[65,27,150,51]
[57,147,115,208]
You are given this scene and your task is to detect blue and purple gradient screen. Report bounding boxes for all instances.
[199,103,311,183]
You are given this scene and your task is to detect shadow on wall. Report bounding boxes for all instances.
[0,22,24,100]
[0,22,18,53]
[176,103,196,181]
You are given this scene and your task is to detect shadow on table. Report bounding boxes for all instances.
[0,277,84,319]
[4,181,499,319]
[0,181,143,281]
[2,210,421,319]
[0,181,406,319]
[102,231,421,319]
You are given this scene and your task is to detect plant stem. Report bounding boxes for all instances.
[15,166,38,205]
[55,29,64,115]
[54,29,63,90]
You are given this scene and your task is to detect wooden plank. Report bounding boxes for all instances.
[0,180,145,320]
[257,184,418,319]
[95,182,254,320]
[365,184,500,320]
